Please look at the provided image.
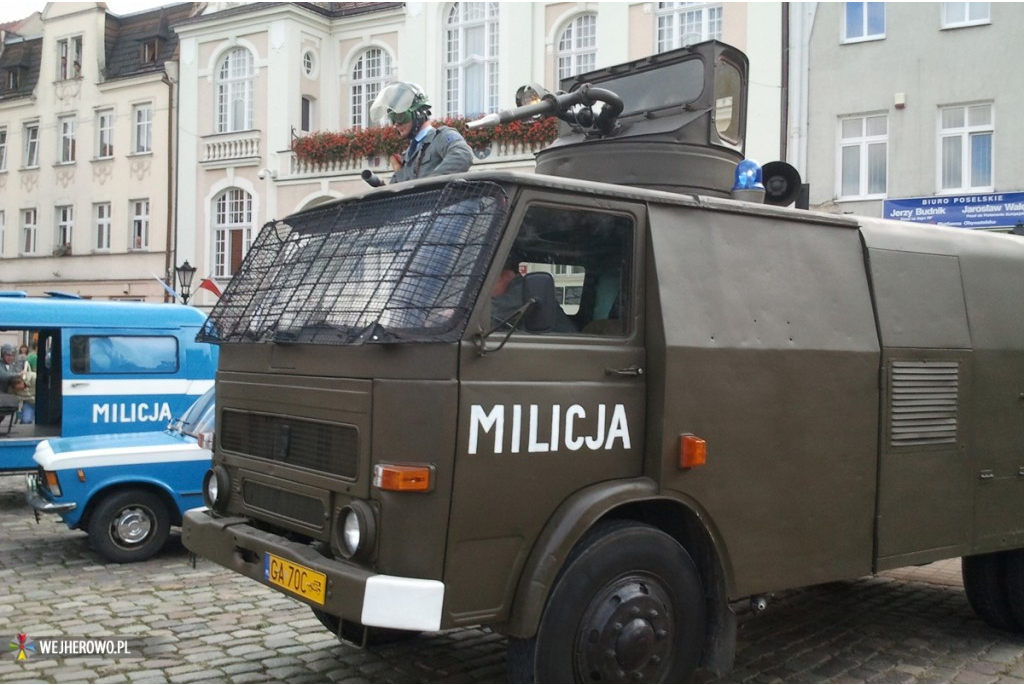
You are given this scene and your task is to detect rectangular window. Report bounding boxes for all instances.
[0,210,5,254]
[70,335,179,375]
[843,2,885,42]
[940,103,993,192]
[59,116,76,163]
[6,68,20,90]
[838,114,888,199]
[94,202,111,251]
[96,110,114,158]
[130,199,149,249]
[58,36,83,80]
[301,97,313,132]
[55,205,73,254]
[21,208,37,255]
[942,2,990,27]
[23,123,39,168]
[140,40,159,64]
[0,128,6,171]
[132,103,152,154]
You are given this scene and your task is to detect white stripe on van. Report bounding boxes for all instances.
[61,379,214,396]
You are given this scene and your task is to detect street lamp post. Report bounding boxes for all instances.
[176,261,197,305]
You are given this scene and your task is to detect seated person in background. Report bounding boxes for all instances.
[8,373,35,424]
[0,344,24,393]
[491,258,577,333]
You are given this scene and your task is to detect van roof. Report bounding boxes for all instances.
[0,297,208,330]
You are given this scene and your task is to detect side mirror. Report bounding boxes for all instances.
[522,272,556,333]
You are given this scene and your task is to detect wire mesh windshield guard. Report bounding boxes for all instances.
[198,181,510,345]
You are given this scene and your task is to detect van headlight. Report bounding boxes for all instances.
[202,466,230,511]
[334,500,376,561]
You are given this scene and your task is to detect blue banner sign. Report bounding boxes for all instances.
[883,192,1024,229]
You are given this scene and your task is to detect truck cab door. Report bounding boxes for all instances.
[446,197,647,623]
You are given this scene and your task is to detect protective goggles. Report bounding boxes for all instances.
[388,110,413,125]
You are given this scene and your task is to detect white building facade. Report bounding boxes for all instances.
[795,2,1024,231]
[1,2,786,302]
[0,2,201,300]
[174,1,785,307]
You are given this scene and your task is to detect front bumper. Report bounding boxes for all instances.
[24,474,77,516]
[182,508,445,632]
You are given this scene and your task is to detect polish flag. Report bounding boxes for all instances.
[197,276,223,298]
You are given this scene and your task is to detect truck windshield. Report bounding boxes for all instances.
[199,181,509,345]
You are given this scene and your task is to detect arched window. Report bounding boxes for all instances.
[443,2,499,117]
[555,13,597,83]
[350,47,392,128]
[216,48,254,133]
[656,2,723,53]
[213,188,253,278]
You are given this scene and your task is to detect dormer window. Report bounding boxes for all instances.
[6,68,21,90]
[140,39,162,64]
[58,36,83,80]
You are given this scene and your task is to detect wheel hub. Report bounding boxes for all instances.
[576,577,673,682]
[113,507,152,546]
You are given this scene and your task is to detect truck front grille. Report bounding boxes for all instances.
[241,480,325,530]
[221,410,359,479]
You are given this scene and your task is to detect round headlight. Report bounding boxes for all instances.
[202,466,230,511]
[334,500,376,561]
[342,510,361,555]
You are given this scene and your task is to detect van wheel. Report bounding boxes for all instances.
[508,521,706,683]
[87,489,170,564]
[310,608,419,646]
[962,552,1019,631]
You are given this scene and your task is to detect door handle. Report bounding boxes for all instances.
[606,366,644,377]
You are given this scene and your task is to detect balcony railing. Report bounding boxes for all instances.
[282,139,545,182]
[202,131,261,166]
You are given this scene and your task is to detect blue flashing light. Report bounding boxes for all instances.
[733,159,764,191]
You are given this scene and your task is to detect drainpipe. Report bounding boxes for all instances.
[780,3,789,162]
[163,69,177,304]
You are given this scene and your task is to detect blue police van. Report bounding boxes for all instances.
[0,293,217,471]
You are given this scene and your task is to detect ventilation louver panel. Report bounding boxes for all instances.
[889,360,959,447]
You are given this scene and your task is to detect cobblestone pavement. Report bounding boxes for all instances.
[2,472,1024,683]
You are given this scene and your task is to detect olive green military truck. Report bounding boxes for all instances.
[183,41,1024,682]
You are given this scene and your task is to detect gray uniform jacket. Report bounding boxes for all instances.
[391,125,474,184]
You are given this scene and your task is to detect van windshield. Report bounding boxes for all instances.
[199,182,509,346]
[169,387,215,435]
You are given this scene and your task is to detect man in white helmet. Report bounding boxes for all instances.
[370,82,473,183]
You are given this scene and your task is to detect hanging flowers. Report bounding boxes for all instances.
[290,116,560,165]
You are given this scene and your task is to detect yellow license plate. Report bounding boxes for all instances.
[264,553,327,605]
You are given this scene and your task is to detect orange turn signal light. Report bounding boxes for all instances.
[44,470,63,495]
[679,434,707,470]
[373,463,433,492]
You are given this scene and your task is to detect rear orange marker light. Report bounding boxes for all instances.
[373,464,433,492]
[679,434,707,470]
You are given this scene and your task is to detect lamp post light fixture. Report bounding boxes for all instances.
[176,260,198,305]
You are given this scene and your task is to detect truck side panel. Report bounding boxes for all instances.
[861,221,1024,566]
[646,206,881,597]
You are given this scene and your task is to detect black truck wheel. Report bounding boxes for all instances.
[86,488,171,563]
[311,608,419,647]
[509,520,706,683]
[1000,550,1024,630]
[962,552,1020,631]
